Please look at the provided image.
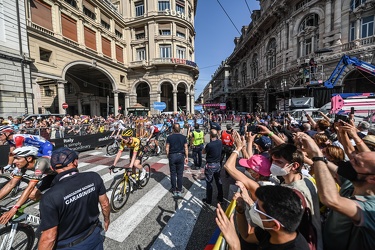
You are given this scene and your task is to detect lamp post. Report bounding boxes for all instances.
[282,79,287,112]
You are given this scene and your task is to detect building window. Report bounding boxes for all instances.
[120,75,125,83]
[176,31,185,38]
[101,20,110,30]
[135,27,145,39]
[39,48,52,62]
[158,1,170,11]
[159,23,171,35]
[176,0,185,14]
[361,16,374,38]
[135,1,144,17]
[295,0,312,11]
[44,86,53,97]
[188,6,192,19]
[136,47,146,60]
[160,45,171,58]
[115,29,123,38]
[176,46,185,59]
[298,13,319,57]
[241,62,247,87]
[176,25,185,38]
[83,2,96,20]
[64,0,77,8]
[266,38,276,71]
[350,21,356,41]
[350,0,367,11]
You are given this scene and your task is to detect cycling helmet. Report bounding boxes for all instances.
[12,146,39,157]
[0,125,14,134]
[122,129,133,138]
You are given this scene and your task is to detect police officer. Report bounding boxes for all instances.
[38,147,110,250]
[190,124,205,170]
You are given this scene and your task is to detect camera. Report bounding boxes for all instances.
[334,114,349,123]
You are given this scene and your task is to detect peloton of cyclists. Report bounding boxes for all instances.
[145,121,161,154]
[110,129,147,180]
[0,146,54,224]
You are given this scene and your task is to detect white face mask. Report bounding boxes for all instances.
[270,163,292,176]
[249,203,274,230]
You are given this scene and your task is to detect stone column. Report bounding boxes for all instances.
[325,0,332,34]
[52,2,62,39]
[77,17,85,49]
[113,91,119,116]
[355,16,361,41]
[157,91,161,102]
[76,94,82,115]
[124,94,130,115]
[173,91,177,112]
[186,92,190,113]
[57,80,67,114]
[333,0,342,44]
[190,92,195,114]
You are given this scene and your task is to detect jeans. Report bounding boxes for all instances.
[57,226,104,250]
[192,145,203,168]
[204,162,223,204]
[220,145,234,167]
[168,153,185,192]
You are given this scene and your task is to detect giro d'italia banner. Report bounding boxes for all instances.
[50,131,113,152]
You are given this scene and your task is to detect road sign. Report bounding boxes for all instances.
[153,102,166,111]
[62,103,68,109]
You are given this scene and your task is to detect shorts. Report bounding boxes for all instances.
[129,149,144,161]
[151,132,160,140]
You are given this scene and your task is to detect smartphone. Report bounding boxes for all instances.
[350,107,355,115]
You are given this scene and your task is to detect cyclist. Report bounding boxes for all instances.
[110,128,147,180]
[145,121,161,154]
[0,125,53,157]
[0,146,54,224]
[110,118,126,138]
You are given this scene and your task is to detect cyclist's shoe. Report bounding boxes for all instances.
[139,168,146,180]
[156,146,161,154]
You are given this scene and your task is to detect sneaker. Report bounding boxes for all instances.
[173,191,182,198]
[139,169,146,180]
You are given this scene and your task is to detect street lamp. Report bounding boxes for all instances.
[282,79,287,112]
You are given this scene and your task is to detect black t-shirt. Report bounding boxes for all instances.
[166,133,187,154]
[39,169,106,241]
[205,139,222,163]
[255,228,310,250]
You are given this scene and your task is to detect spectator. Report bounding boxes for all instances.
[38,147,110,249]
[50,121,65,139]
[202,129,223,205]
[166,123,188,198]
[300,133,375,250]
[216,185,309,250]
[357,121,370,138]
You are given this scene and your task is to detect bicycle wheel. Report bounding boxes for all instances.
[106,141,119,156]
[0,224,35,250]
[110,177,131,212]
[139,163,151,188]
[158,139,166,154]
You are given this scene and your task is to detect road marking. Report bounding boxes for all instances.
[150,180,205,250]
[157,159,169,164]
[88,151,102,156]
[104,177,170,242]
[82,164,109,173]
[78,162,90,169]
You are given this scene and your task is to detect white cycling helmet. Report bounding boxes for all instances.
[12,146,39,157]
[0,125,14,134]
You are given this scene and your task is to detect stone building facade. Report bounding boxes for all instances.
[204,0,375,113]
[2,0,199,117]
[0,0,33,116]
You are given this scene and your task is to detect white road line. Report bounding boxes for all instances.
[88,151,102,156]
[105,177,170,242]
[120,155,129,159]
[150,180,205,250]
[157,159,169,164]
[82,165,109,173]
[78,162,90,169]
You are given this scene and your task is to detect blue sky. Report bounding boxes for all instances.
[194,0,260,98]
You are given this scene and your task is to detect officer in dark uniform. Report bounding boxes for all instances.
[38,147,110,250]
[202,129,223,205]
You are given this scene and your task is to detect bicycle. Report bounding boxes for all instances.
[0,200,40,250]
[0,167,29,200]
[109,161,151,213]
[141,138,160,158]
[106,137,121,156]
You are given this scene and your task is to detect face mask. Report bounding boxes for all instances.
[270,163,290,176]
[249,203,274,230]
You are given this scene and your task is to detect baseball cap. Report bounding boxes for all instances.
[363,135,375,148]
[254,136,272,150]
[226,124,232,130]
[239,155,271,176]
[51,147,79,169]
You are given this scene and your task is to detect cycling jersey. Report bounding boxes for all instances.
[119,137,141,152]
[10,134,53,157]
[221,130,234,146]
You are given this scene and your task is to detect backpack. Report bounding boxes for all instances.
[292,188,318,250]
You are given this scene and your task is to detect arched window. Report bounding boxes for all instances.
[251,54,258,79]
[266,38,276,71]
[241,62,247,87]
[350,0,367,11]
[298,13,319,57]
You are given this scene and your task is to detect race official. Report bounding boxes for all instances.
[190,124,205,169]
[38,147,110,250]
[202,129,223,205]
[166,123,188,198]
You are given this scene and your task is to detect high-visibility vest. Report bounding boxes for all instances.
[192,130,204,146]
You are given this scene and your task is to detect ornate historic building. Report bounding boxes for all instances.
[1,0,198,117]
[204,0,375,113]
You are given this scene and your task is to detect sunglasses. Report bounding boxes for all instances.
[253,201,285,228]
